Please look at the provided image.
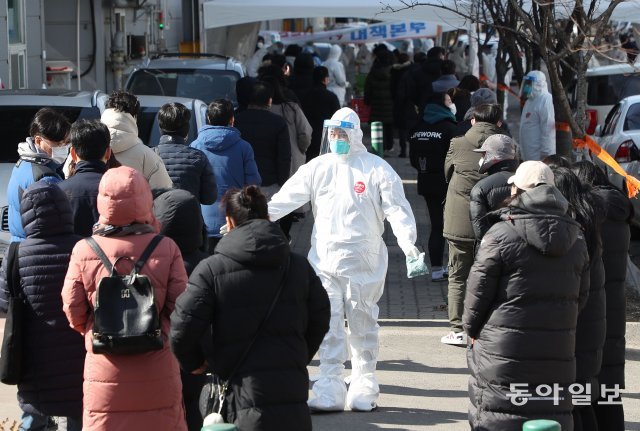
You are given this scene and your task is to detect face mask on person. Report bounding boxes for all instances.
[448,103,457,115]
[330,139,350,155]
[51,144,70,164]
[478,157,485,168]
[256,42,264,49]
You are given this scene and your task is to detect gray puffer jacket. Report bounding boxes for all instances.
[464,185,590,431]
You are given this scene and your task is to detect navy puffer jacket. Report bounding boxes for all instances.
[594,186,632,388]
[155,135,217,204]
[0,182,84,417]
[463,185,590,431]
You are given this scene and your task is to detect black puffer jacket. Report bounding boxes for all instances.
[469,159,518,240]
[594,186,632,388]
[154,188,208,276]
[170,219,330,431]
[0,182,84,417]
[364,65,394,124]
[154,135,217,204]
[574,200,606,402]
[463,185,590,431]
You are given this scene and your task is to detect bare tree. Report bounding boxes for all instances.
[383,0,627,157]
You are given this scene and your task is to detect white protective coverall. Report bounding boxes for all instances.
[519,70,556,161]
[323,45,348,107]
[268,108,419,412]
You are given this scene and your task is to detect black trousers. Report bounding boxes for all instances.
[424,195,445,267]
[573,404,598,431]
[593,396,624,431]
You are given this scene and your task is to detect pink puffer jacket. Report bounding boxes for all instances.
[62,167,188,431]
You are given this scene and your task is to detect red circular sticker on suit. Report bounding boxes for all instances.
[526,112,532,118]
[354,181,366,194]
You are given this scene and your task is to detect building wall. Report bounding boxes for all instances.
[0,1,9,87]
[26,0,44,88]
[43,0,185,92]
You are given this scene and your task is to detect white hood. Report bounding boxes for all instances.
[100,108,140,154]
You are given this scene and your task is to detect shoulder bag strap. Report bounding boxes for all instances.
[226,256,291,382]
[5,242,20,299]
[86,237,116,275]
[134,235,164,274]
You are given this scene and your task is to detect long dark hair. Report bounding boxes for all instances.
[552,167,602,256]
[572,160,610,187]
[257,64,292,105]
[221,185,269,226]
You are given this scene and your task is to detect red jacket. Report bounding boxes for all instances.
[62,166,188,431]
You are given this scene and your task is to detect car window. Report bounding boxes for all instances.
[602,104,621,136]
[587,76,619,106]
[0,106,100,163]
[137,107,159,147]
[127,69,240,104]
[624,103,640,131]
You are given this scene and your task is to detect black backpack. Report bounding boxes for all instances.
[86,235,164,355]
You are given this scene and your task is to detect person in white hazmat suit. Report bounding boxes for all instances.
[519,70,556,161]
[267,107,424,412]
[323,45,348,107]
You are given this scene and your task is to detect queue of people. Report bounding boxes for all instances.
[0,41,633,431]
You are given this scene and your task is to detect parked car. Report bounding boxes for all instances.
[584,63,640,134]
[136,95,208,147]
[124,54,244,105]
[594,94,640,225]
[0,89,109,260]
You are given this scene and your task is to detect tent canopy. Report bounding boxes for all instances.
[203,0,640,30]
[203,0,472,29]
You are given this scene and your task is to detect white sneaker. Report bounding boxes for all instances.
[440,331,468,346]
[431,267,446,282]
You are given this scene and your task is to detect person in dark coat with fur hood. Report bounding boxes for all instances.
[170,186,330,431]
[464,161,590,431]
[469,134,519,240]
[0,182,84,430]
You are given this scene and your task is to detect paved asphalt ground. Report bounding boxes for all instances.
[0,96,639,430]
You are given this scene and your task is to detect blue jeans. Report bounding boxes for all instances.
[20,412,82,431]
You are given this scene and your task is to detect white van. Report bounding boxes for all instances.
[585,63,640,134]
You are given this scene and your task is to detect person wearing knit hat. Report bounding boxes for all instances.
[456,88,509,136]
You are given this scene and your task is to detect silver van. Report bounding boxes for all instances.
[585,63,640,134]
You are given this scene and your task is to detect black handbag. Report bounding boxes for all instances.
[86,236,164,355]
[199,258,290,421]
[0,242,24,385]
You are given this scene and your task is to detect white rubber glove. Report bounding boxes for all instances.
[406,245,421,259]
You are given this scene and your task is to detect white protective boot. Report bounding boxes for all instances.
[346,372,379,411]
[308,375,348,411]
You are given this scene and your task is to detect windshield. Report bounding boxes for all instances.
[0,106,100,163]
[127,68,240,104]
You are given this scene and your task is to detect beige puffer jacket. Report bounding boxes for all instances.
[101,108,173,190]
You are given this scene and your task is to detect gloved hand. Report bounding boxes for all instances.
[406,249,429,279]
[219,224,229,236]
[406,246,421,259]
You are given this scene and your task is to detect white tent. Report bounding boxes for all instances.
[202,0,640,30]
[202,0,472,29]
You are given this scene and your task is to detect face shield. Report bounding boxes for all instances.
[520,74,536,100]
[320,119,356,155]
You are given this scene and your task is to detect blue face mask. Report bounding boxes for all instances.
[330,139,350,155]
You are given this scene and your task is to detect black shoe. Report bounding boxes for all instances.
[398,152,406,158]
